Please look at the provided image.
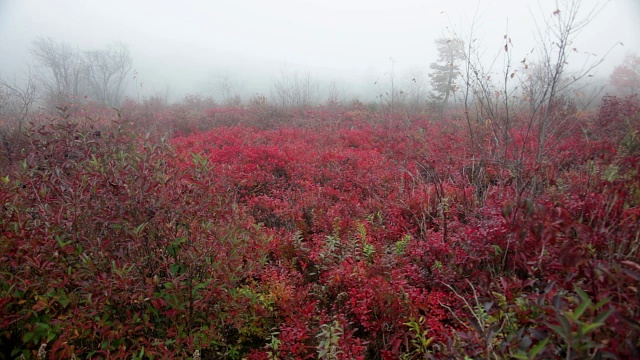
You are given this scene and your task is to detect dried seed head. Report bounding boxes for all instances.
[37,343,47,360]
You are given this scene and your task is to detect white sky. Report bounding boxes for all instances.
[1,0,639,100]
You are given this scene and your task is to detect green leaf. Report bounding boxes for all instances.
[594,297,611,310]
[133,222,148,236]
[557,314,571,333]
[23,331,34,344]
[529,337,549,358]
[572,295,591,321]
[593,306,614,324]
[167,244,178,257]
[423,337,434,348]
[581,322,604,334]
[56,235,72,248]
[57,292,70,308]
[34,322,51,336]
[547,324,566,338]
[511,352,529,360]
[170,263,181,276]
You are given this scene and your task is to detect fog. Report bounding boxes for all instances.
[1,0,639,103]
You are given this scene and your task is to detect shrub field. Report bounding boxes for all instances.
[1,98,639,359]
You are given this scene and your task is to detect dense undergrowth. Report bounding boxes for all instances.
[0,97,639,359]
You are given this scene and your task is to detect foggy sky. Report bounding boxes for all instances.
[1,0,639,102]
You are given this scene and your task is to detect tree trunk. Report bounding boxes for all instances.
[443,53,455,105]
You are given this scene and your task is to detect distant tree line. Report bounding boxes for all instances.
[3,31,637,120]
[30,37,132,107]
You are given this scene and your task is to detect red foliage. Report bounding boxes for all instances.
[0,103,638,358]
[610,53,640,96]
[595,94,640,139]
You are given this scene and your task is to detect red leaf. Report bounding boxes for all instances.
[163,309,178,318]
[151,298,166,310]
[32,299,48,312]
[621,260,640,272]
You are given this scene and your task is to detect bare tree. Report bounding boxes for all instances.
[405,67,428,115]
[85,42,132,107]
[217,74,242,107]
[527,0,612,164]
[387,57,399,114]
[326,80,342,107]
[375,58,406,116]
[30,37,84,105]
[0,71,38,166]
[453,0,616,198]
[271,68,319,109]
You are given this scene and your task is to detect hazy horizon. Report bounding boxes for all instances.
[1,0,639,103]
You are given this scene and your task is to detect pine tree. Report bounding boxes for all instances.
[429,38,464,105]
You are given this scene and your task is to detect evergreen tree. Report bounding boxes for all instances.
[429,38,464,105]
